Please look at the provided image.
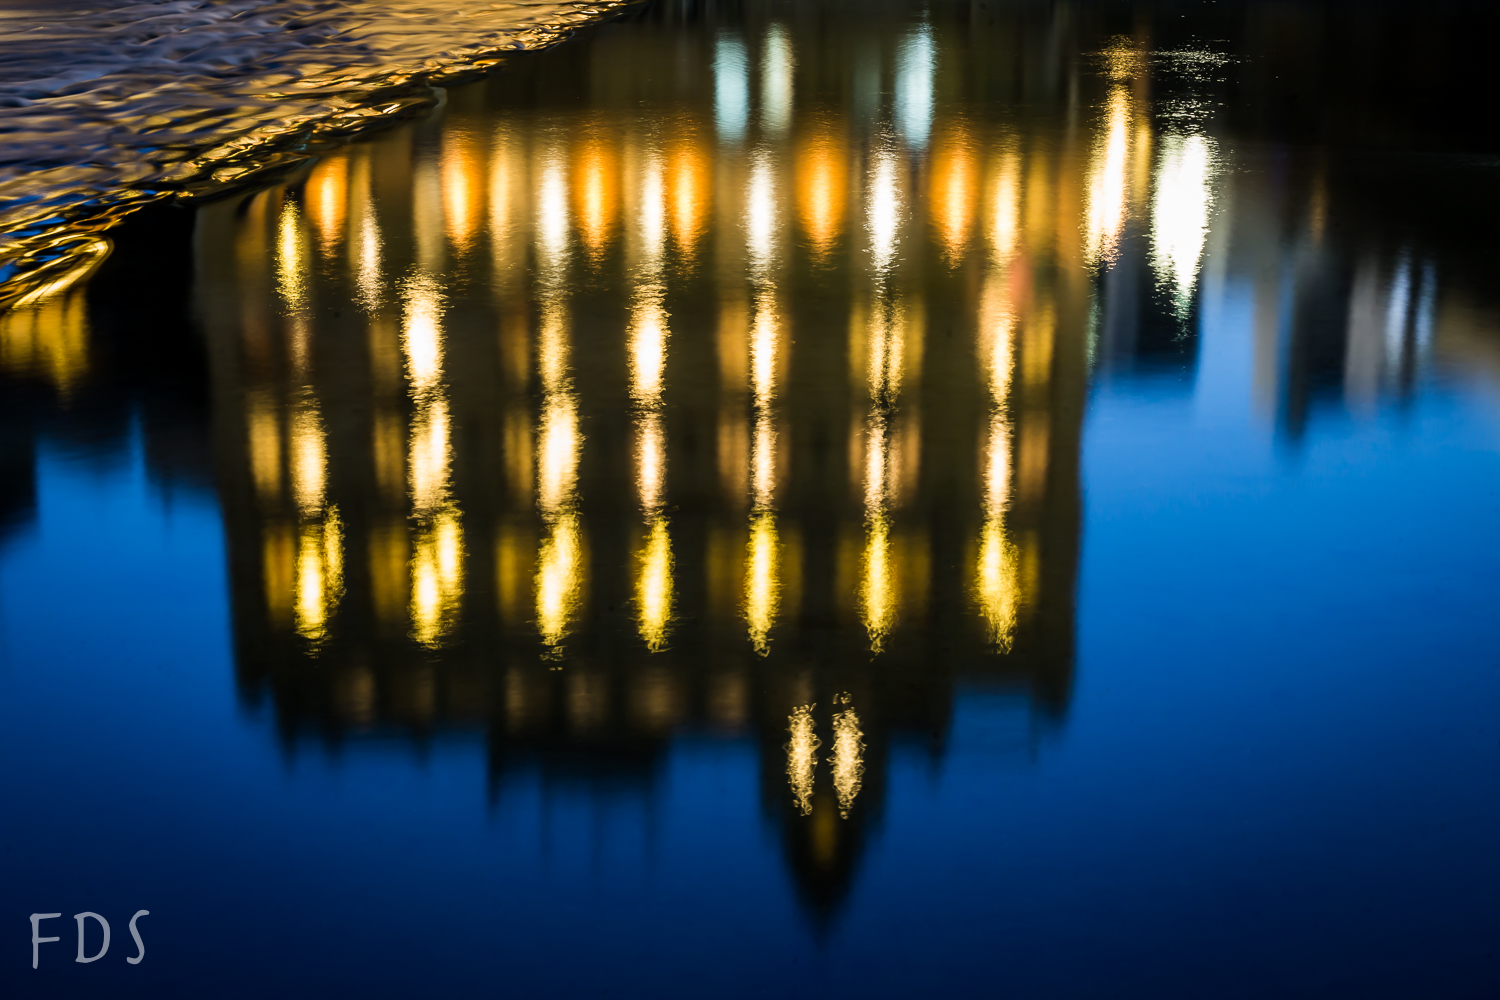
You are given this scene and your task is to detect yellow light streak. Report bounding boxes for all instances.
[636,515,674,652]
[745,509,781,654]
[787,703,819,816]
[830,695,865,819]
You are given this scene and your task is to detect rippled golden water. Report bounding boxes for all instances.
[0,0,629,305]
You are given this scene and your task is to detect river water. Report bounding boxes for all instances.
[3,1,1500,997]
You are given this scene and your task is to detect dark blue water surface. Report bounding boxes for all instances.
[4,1,1500,997]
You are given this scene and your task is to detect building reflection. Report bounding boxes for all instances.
[0,0,1483,926]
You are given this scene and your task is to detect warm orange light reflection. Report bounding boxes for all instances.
[930,125,977,262]
[442,130,485,253]
[304,154,348,257]
[667,132,709,258]
[795,123,846,257]
[573,133,619,262]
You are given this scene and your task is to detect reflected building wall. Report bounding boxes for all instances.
[182,0,1500,919]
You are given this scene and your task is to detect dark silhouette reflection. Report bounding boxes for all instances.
[8,0,1500,927]
[0,206,213,549]
[191,0,1095,918]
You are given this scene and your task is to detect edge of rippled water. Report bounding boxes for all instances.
[0,0,638,310]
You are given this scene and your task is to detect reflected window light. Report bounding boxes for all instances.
[715,36,749,144]
[574,134,619,263]
[442,131,485,254]
[1149,132,1216,320]
[349,156,383,314]
[290,398,327,517]
[761,24,795,134]
[401,274,445,397]
[409,395,452,515]
[413,156,445,272]
[868,147,901,277]
[275,201,310,315]
[986,151,1021,263]
[536,512,584,650]
[248,391,282,500]
[636,410,666,513]
[262,523,295,629]
[979,275,1016,406]
[830,695,865,819]
[537,153,571,283]
[0,289,91,394]
[411,508,463,648]
[489,126,520,277]
[667,135,709,258]
[860,509,897,653]
[930,126,976,262]
[795,125,847,259]
[747,151,778,277]
[304,154,348,258]
[745,510,781,654]
[787,703,819,816]
[1085,86,1134,269]
[894,24,935,152]
[537,394,580,518]
[295,507,344,643]
[636,516,674,652]
[639,151,667,269]
[976,412,1020,649]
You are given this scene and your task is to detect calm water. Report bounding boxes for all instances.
[4,1,1500,997]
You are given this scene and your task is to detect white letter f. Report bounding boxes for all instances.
[30,912,61,969]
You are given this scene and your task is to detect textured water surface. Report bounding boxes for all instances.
[3,1,1500,998]
[0,0,627,303]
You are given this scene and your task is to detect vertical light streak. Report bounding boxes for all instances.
[743,148,784,653]
[304,154,347,258]
[629,148,675,651]
[787,704,819,816]
[761,24,794,134]
[930,125,976,262]
[715,36,749,144]
[795,124,847,259]
[401,274,463,647]
[830,695,865,819]
[860,140,907,653]
[534,151,585,653]
[574,133,619,262]
[1149,133,1215,320]
[975,270,1019,648]
[1084,86,1132,269]
[895,24,935,151]
[349,153,383,313]
[636,515,674,652]
[442,130,484,253]
[987,151,1022,264]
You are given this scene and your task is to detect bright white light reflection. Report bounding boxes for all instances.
[895,25,935,151]
[715,37,749,144]
[1085,86,1131,269]
[868,149,901,276]
[1150,132,1215,319]
[787,704,819,815]
[761,25,794,133]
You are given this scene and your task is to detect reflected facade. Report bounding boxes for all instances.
[7,0,1500,929]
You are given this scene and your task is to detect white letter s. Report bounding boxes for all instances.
[126,909,149,965]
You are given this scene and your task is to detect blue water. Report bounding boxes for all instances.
[4,1,1500,997]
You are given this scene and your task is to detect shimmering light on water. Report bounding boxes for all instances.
[4,4,1500,998]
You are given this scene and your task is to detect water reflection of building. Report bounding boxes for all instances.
[186,7,1093,918]
[0,207,214,547]
[175,1,1498,920]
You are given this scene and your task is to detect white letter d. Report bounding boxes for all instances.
[73,912,109,963]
